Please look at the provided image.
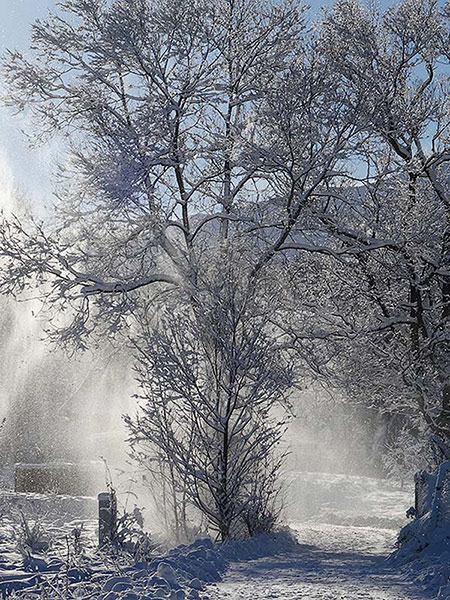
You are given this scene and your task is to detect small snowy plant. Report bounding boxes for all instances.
[101,481,156,560]
[16,508,50,557]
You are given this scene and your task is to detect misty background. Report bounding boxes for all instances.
[0,0,428,507]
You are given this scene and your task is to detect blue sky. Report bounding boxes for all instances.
[1,0,331,52]
[0,1,57,53]
[0,0,436,209]
[0,1,65,209]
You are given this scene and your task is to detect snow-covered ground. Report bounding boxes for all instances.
[206,522,426,599]
[206,471,431,600]
[283,470,413,530]
[0,471,440,599]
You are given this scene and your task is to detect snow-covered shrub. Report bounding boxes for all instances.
[100,483,157,561]
[241,501,278,538]
[240,457,284,537]
[126,266,294,543]
[111,504,156,560]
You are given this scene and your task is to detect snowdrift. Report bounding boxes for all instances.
[1,528,300,599]
[391,462,450,600]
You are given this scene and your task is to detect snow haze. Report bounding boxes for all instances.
[0,0,448,598]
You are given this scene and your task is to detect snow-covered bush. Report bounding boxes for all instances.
[127,266,293,542]
[99,484,157,561]
[111,505,156,561]
[240,456,284,537]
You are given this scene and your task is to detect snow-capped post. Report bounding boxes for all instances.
[98,490,117,547]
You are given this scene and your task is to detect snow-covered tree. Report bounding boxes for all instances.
[126,259,293,541]
[0,0,371,536]
[0,0,365,345]
[2,0,448,528]
[277,0,450,464]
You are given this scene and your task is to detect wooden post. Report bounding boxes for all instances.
[98,490,117,547]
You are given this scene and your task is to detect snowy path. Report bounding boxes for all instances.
[206,523,429,600]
